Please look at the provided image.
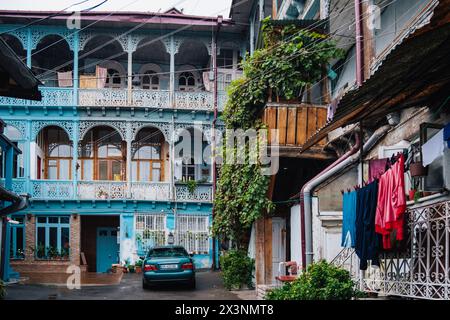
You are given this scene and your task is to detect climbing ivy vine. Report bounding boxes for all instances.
[213,18,344,249]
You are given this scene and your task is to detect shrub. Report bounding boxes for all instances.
[220,249,254,290]
[265,260,359,300]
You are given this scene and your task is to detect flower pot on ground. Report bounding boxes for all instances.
[409,190,416,201]
[128,265,135,273]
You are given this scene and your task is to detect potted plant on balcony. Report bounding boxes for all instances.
[97,189,108,199]
[186,180,198,194]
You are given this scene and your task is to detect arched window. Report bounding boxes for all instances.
[1,126,24,179]
[78,126,125,181]
[178,72,196,91]
[132,127,164,182]
[36,126,73,180]
[105,68,123,88]
[142,71,159,90]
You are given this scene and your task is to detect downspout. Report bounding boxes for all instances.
[300,125,391,268]
[354,0,364,86]
[211,15,223,270]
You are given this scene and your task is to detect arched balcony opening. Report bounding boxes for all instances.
[174,127,211,183]
[0,125,25,179]
[78,126,125,181]
[79,36,127,89]
[0,34,26,60]
[32,35,74,87]
[131,127,168,182]
[132,38,169,90]
[175,40,210,92]
[35,126,73,180]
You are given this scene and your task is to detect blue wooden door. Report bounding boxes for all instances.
[96,227,119,273]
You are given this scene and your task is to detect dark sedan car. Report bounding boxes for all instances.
[142,245,196,289]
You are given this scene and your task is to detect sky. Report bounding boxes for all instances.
[0,0,233,18]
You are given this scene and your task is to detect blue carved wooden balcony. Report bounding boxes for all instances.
[17,179,213,202]
[0,87,74,106]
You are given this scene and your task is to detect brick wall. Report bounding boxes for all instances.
[11,213,82,274]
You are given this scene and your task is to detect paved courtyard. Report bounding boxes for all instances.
[4,271,245,300]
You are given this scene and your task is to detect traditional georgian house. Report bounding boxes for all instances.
[0,8,246,275]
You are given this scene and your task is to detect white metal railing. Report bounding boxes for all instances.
[135,213,167,255]
[174,91,213,110]
[131,89,170,108]
[77,181,127,200]
[78,88,127,107]
[175,214,210,254]
[175,183,213,202]
[130,182,170,201]
[333,199,450,300]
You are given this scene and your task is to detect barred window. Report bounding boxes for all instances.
[135,213,166,255]
[175,215,209,254]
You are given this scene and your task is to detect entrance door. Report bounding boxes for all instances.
[272,217,286,284]
[96,227,119,272]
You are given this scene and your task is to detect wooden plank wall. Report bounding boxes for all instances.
[263,104,328,147]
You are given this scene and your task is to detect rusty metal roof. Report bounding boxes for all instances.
[300,0,450,153]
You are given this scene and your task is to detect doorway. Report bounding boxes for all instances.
[80,215,119,272]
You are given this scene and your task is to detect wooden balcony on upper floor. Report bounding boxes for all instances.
[263,102,335,160]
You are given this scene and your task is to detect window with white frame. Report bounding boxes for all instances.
[135,213,166,254]
[175,215,209,254]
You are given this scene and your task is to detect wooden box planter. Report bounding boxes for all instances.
[410,161,428,177]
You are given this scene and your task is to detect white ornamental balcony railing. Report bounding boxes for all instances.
[332,198,450,300]
[174,91,213,110]
[78,88,127,107]
[175,183,213,202]
[30,180,74,200]
[130,182,171,201]
[0,87,74,106]
[77,181,127,200]
[131,89,170,108]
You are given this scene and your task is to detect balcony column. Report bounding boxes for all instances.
[26,28,32,68]
[126,122,132,197]
[73,33,79,106]
[24,120,32,195]
[169,36,175,108]
[72,121,79,199]
[127,35,133,106]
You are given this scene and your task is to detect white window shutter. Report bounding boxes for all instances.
[174,158,183,181]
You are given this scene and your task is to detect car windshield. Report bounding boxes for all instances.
[147,247,188,258]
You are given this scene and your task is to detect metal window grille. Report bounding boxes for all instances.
[135,213,166,255]
[175,215,209,254]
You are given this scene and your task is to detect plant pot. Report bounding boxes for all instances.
[410,162,428,177]
[135,266,142,274]
[409,190,416,201]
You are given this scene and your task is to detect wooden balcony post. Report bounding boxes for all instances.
[127,35,133,106]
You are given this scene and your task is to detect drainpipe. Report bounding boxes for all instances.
[211,15,223,270]
[299,125,391,268]
[355,0,364,86]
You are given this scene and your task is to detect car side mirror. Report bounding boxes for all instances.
[189,253,194,257]
[139,256,145,260]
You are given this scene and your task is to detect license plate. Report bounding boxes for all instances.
[160,264,178,269]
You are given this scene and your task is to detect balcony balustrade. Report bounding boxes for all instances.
[30,180,74,200]
[175,183,213,202]
[332,198,450,300]
[14,179,212,202]
[0,87,228,111]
